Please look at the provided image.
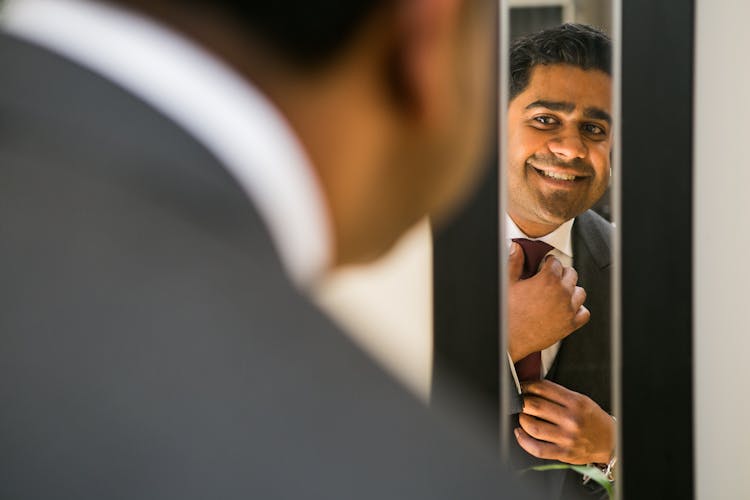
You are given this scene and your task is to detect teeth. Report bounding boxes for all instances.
[541,170,576,181]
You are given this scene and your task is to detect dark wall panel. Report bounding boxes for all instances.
[431,158,500,441]
[621,1,694,498]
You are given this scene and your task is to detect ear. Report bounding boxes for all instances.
[390,0,463,125]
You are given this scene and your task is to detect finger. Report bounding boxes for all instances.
[561,266,579,291]
[521,394,567,423]
[572,304,591,330]
[507,242,524,283]
[519,412,563,443]
[514,427,565,461]
[522,379,575,406]
[540,255,563,277]
[571,285,587,310]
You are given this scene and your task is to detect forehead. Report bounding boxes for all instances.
[512,64,612,113]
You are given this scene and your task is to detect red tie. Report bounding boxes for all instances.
[512,238,554,381]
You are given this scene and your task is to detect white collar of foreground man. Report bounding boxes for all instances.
[1,0,333,289]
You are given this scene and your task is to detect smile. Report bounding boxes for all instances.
[531,166,582,182]
[538,169,577,181]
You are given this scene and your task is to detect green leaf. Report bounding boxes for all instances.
[525,463,614,499]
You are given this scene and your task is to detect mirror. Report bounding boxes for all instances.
[499,1,618,498]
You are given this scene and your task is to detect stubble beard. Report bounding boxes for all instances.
[511,154,604,228]
[533,188,586,225]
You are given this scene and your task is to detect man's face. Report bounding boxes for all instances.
[507,64,612,237]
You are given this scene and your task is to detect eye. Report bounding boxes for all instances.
[531,115,558,127]
[582,123,607,136]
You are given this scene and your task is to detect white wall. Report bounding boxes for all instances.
[694,2,750,498]
[313,220,433,400]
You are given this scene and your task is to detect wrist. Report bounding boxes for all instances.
[582,454,617,486]
[592,450,614,465]
[593,413,617,464]
[597,454,617,482]
[592,415,617,481]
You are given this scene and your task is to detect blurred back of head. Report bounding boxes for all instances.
[114,0,497,268]
[188,1,384,68]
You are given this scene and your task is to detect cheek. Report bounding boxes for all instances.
[589,156,611,197]
[508,132,543,172]
[592,149,611,181]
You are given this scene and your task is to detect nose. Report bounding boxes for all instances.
[547,130,587,160]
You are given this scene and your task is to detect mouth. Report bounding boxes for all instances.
[528,162,588,184]
[535,168,578,181]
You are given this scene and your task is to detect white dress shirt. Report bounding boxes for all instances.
[505,214,575,391]
[1,0,333,289]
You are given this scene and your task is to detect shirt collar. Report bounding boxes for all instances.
[505,214,574,258]
[2,0,333,289]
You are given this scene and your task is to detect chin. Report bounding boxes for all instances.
[537,208,577,226]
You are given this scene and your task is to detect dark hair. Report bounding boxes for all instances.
[113,1,386,67]
[207,1,386,67]
[510,23,611,99]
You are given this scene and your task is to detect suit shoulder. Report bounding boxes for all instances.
[577,210,613,240]
[573,210,612,268]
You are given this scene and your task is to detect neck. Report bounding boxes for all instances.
[509,213,561,239]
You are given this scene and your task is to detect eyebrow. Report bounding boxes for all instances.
[525,100,574,112]
[584,106,612,125]
[525,100,612,125]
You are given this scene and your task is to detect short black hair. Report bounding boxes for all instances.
[510,23,611,99]
[204,1,386,67]
[112,1,387,67]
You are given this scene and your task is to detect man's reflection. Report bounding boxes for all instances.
[504,23,615,499]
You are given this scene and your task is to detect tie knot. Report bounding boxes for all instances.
[512,238,555,279]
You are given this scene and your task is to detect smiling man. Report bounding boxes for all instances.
[508,64,612,237]
[504,24,615,500]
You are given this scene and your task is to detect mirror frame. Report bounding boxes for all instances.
[432,1,696,498]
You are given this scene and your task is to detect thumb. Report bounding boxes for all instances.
[508,242,524,282]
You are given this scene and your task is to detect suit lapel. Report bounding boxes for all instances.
[533,211,612,497]
[547,210,612,411]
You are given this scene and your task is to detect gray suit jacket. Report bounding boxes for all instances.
[0,33,539,499]
[549,210,612,413]
[508,210,613,499]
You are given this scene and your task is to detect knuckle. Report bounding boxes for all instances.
[519,413,529,426]
[548,260,563,275]
[574,393,591,411]
[529,419,545,438]
[562,413,581,431]
[559,434,576,450]
[561,449,577,463]
[569,314,582,328]
[540,270,557,286]
[525,421,539,437]
[523,397,538,412]
[528,441,544,457]
[568,268,579,282]
[568,392,582,406]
